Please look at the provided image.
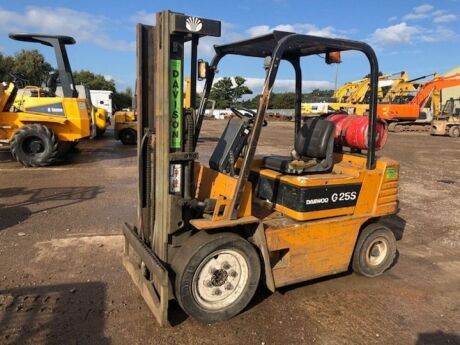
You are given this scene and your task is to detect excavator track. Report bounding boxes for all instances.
[388,122,431,133]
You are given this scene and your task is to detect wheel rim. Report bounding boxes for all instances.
[192,249,249,311]
[365,238,388,267]
[22,136,45,155]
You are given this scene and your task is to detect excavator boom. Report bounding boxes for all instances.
[409,73,460,109]
[379,73,460,122]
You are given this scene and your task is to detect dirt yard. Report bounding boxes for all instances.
[0,121,459,345]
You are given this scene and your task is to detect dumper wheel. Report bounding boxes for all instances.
[119,128,137,145]
[172,232,260,323]
[448,126,460,138]
[352,223,396,277]
[10,124,59,167]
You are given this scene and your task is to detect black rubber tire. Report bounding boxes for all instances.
[448,126,460,138]
[96,127,106,137]
[119,128,137,145]
[10,124,59,167]
[172,232,260,323]
[57,141,74,157]
[352,223,397,278]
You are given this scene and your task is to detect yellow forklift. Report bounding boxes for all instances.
[114,110,137,145]
[113,78,192,145]
[123,11,400,326]
[431,98,460,137]
[1,34,91,166]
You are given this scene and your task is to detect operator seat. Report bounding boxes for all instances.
[263,117,335,174]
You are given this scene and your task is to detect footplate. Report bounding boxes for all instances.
[122,223,170,326]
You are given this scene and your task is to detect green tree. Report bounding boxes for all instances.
[124,86,133,98]
[270,92,296,109]
[0,53,15,82]
[210,76,252,108]
[11,49,52,86]
[112,87,134,110]
[73,70,116,91]
[302,89,335,102]
[243,89,335,109]
[242,94,261,108]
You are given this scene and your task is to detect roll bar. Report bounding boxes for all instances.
[9,33,78,98]
[195,31,379,218]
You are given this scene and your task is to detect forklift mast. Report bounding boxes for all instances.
[9,33,78,98]
[124,11,221,325]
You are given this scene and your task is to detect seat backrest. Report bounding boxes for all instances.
[295,117,335,159]
[209,117,251,173]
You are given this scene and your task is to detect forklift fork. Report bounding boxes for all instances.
[122,224,169,326]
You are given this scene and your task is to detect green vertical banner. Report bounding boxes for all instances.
[169,59,182,149]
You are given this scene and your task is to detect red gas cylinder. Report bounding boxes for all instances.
[326,114,388,150]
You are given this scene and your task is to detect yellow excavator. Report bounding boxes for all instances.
[380,73,434,104]
[0,34,91,167]
[302,72,397,115]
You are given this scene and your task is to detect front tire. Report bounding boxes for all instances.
[352,223,396,277]
[172,232,260,323]
[119,128,137,145]
[448,126,460,138]
[96,127,106,137]
[10,124,59,167]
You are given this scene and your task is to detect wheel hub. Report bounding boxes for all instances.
[192,250,249,311]
[23,137,45,154]
[210,269,228,287]
[366,238,388,267]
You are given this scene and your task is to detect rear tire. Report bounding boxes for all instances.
[448,126,460,138]
[96,127,106,137]
[119,128,137,145]
[352,223,396,278]
[57,141,74,157]
[10,124,59,167]
[172,232,260,323]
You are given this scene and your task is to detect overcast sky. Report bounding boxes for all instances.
[1,0,459,93]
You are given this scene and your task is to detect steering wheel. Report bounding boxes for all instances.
[9,72,29,87]
[230,105,267,126]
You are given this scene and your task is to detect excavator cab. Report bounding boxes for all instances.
[0,33,91,166]
[123,10,400,326]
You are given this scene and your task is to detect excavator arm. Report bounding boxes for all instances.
[348,73,393,103]
[410,73,460,109]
